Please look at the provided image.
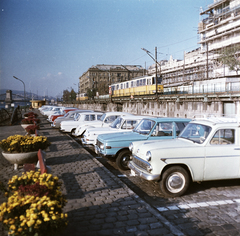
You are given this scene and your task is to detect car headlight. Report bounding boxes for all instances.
[146,151,152,162]
[129,142,133,152]
[100,144,104,150]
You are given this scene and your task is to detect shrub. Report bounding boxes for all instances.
[0,171,68,236]
[25,125,40,135]
[0,135,51,153]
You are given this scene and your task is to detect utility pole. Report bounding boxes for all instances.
[155,47,158,97]
[141,47,161,99]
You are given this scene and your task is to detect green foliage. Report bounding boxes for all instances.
[63,88,76,102]
[217,46,240,74]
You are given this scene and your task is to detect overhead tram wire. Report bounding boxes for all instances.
[124,36,200,65]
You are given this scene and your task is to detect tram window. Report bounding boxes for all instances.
[152,77,156,84]
[126,82,129,88]
[121,84,123,89]
[139,80,142,86]
[143,79,146,85]
[137,80,139,86]
[117,85,119,90]
[131,81,133,87]
[157,77,162,84]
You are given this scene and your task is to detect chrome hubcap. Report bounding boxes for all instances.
[166,172,185,193]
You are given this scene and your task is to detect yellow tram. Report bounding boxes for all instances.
[110,75,163,97]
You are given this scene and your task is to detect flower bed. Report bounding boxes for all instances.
[0,135,50,153]
[0,171,68,235]
[24,112,38,118]
[25,125,40,135]
[21,118,40,125]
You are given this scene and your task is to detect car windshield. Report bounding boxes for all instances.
[110,117,122,129]
[133,119,155,135]
[179,123,212,144]
[100,113,106,121]
[64,112,70,118]
[74,113,81,121]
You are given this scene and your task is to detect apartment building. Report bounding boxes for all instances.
[78,64,145,97]
[148,0,240,94]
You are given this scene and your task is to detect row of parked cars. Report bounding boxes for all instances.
[39,105,240,198]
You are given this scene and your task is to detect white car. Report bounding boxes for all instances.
[42,106,66,117]
[51,110,93,128]
[60,112,103,134]
[73,112,133,137]
[81,115,149,146]
[39,105,57,114]
[129,116,240,197]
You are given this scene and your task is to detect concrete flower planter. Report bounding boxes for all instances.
[2,151,38,170]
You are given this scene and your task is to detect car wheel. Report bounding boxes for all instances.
[116,150,131,170]
[159,166,190,197]
[71,128,76,136]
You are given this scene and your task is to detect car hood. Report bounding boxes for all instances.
[87,127,116,134]
[132,138,199,158]
[98,131,147,143]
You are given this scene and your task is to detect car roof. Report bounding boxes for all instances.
[142,117,192,122]
[119,115,151,120]
[103,112,133,115]
[78,112,103,115]
[190,116,240,127]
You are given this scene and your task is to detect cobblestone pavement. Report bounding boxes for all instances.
[1,110,240,236]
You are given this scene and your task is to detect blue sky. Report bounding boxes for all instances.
[0,0,213,98]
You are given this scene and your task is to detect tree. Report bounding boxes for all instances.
[217,46,240,75]
[86,88,97,99]
[97,81,109,95]
[63,90,70,102]
[63,88,76,102]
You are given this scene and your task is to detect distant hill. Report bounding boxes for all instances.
[0,89,56,101]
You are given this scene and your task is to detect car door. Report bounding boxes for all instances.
[204,128,240,180]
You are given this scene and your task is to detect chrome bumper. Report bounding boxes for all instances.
[128,162,160,181]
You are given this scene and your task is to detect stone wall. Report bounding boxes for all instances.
[62,100,240,118]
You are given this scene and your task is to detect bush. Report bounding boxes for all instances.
[25,125,40,135]
[0,135,51,153]
[0,171,68,236]
[21,118,40,124]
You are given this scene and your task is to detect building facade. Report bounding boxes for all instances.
[78,64,146,99]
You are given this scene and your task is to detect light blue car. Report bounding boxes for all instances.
[95,117,191,170]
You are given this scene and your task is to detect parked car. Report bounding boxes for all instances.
[39,105,57,114]
[51,110,93,129]
[42,106,66,116]
[47,108,77,122]
[60,112,103,134]
[73,112,133,137]
[95,117,191,170]
[128,116,240,197]
[81,115,149,146]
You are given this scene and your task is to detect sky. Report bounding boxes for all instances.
[0,0,213,98]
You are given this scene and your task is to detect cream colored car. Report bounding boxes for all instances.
[129,117,240,197]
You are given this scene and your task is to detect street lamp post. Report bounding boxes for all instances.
[13,76,26,111]
[141,47,161,98]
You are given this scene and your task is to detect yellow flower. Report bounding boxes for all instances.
[9,224,16,230]
[27,219,35,227]
[36,219,42,225]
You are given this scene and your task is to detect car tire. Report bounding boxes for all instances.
[159,166,190,197]
[71,128,76,136]
[116,150,131,170]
